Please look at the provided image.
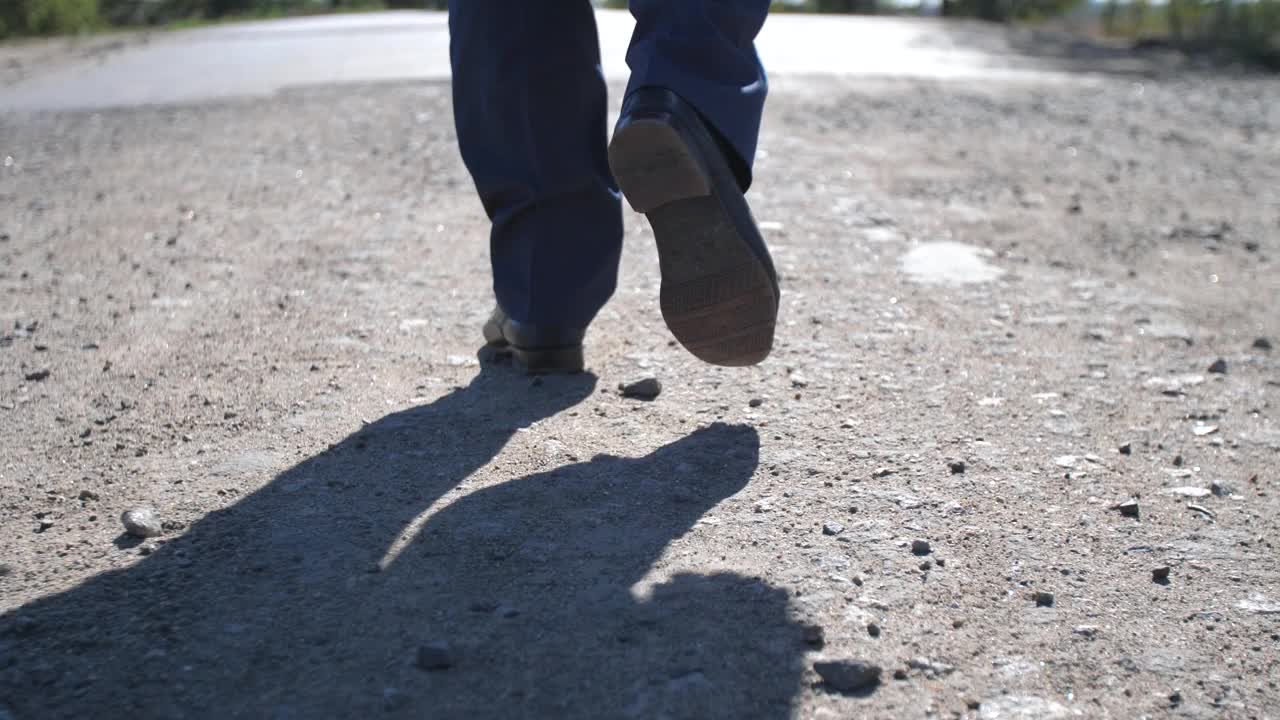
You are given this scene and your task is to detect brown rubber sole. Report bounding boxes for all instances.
[608,117,778,367]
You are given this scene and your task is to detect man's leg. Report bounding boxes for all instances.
[608,0,778,367]
[448,1,622,332]
[624,0,771,190]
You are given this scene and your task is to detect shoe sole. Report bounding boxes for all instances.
[609,117,777,367]
[485,340,584,375]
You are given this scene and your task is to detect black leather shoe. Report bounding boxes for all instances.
[608,87,779,367]
[482,306,586,374]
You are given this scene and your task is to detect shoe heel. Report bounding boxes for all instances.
[512,345,584,375]
[609,117,712,214]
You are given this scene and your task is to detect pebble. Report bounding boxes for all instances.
[822,522,844,536]
[1164,486,1211,498]
[36,520,54,533]
[813,661,881,693]
[1153,566,1171,583]
[1116,499,1140,518]
[803,625,825,648]
[618,378,661,400]
[23,369,50,382]
[1254,337,1273,351]
[867,622,881,637]
[1207,358,1228,374]
[78,489,99,501]
[1073,625,1100,638]
[415,641,454,671]
[919,560,933,571]
[907,657,956,677]
[1033,590,1055,607]
[911,539,931,555]
[1119,442,1132,455]
[121,507,163,538]
[1210,480,1234,497]
[382,688,409,711]
[748,397,764,408]
[948,460,966,474]
[1053,455,1077,468]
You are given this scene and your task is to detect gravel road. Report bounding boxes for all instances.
[1,48,1279,719]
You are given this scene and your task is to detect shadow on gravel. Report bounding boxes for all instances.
[0,363,804,718]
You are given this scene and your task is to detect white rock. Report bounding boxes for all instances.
[121,507,163,538]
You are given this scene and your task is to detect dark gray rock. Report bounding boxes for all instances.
[121,507,163,538]
[1254,337,1273,351]
[1116,499,1140,518]
[948,460,966,474]
[1207,358,1228,374]
[1118,442,1132,456]
[822,522,844,536]
[619,378,661,401]
[415,642,453,671]
[1210,480,1234,497]
[814,660,881,693]
[802,625,825,648]
[1153,566,1171,583]
[1033,590,1055,607]
[748,397,764,408]
[911,539,931,555]
[23,369,49,382]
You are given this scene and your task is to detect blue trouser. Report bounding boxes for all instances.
[448,0,770,328]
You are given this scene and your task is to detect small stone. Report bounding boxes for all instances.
[1116,499,1140,518]
[78,489,98,501]
[1207,358,1228,374]
[415,642,454,671]
[1169,690,1182,707]
[1153,566,1171,583]
[748,397,764,408]
[1210,480,1233,497]
[952,618,965,629]
[907,657,956,677]
[802,625,825,648]
[911,539,931,555]
[23,369,50,382]
[935,557,946,567]
[121,507,163,538]
[813,661,881,693]
[1119,442,1132,455]
[919,560,933,571]
[618,378,661,401]
[872,467,894,478]
[1033,590,1055,607]
[892,668,908,680]
[1164,486,1211,498]
[822,522,844,536]
[138,543,155,556]
[866,622,881,638]
[36,520,54,533]
[790,374,809,389]
[1253,337,1272,351]
[1053,455,1077,468]
[948,460,966,474]
[1073,625,1100,638]
[1173,454,1184,467]
[382,688,409,711]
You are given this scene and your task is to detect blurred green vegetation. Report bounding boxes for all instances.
[2,0,1276,70]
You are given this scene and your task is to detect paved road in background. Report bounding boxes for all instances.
[0,10,1071,111]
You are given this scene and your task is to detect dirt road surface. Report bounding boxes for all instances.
[1,11,1279,720]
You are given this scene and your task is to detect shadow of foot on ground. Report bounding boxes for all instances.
[0,363,805,718]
